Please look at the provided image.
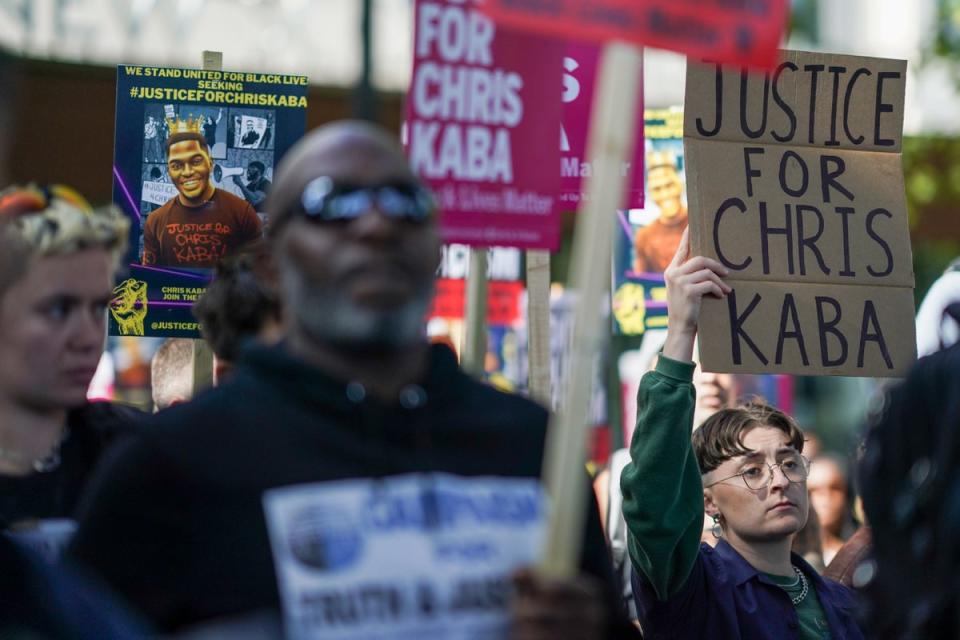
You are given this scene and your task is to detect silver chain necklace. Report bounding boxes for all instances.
[0,428,68,473]
[790,566,809,605]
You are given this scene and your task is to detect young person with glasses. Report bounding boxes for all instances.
[620,228,864,638]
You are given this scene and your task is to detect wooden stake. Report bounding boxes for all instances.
[192,50,222,396]
[526,249,551,405]
[202,50,223,72]
[538,43,643,578]
[461,247,488,378]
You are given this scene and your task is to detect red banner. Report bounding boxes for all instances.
[429,279,525,325]
[481,0,788,70]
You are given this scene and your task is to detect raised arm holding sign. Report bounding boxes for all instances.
[619,229,865,638]
[684,51,916,377]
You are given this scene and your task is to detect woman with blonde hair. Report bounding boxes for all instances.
[0,184,139,557]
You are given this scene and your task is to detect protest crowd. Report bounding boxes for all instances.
[3,2,960,640]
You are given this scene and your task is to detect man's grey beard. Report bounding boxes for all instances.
[282,266,432,351]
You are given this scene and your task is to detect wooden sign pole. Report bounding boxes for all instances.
[526,249,551,405]
[538,42,643,577]
[461,247,489,378]
[191,50,221,395]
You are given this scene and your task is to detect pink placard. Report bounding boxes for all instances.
[558,42,645,214]
[407,0,563,250]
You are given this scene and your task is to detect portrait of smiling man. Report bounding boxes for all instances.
[142,116,262,269]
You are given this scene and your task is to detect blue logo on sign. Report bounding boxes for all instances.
[287,507,364,572]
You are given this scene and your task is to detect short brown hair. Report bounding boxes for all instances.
[692,401,804,474]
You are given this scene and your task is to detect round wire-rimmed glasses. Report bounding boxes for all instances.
[705,453,810,490]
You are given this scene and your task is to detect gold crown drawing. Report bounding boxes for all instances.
[165,116,205,135]
[647,150,678,171]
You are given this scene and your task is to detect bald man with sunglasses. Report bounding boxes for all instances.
[69,122,636,639]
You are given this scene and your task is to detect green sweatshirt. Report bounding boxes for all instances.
[619,355,703,600]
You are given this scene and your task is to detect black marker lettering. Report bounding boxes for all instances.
[743,147,765,197]
[760,201,795,275]
[796,204,830,276]
[776,293,809,365]
[739,70,770,138]
[819,155,854,203]
[866,208,894,277]
[804,64,825,144]
[857,300,893,369]
[874,71,901,147]
[843,68,871,145]
[714,197,753,270]
[816,296,847,367]
[696,64,723,137]
[728,290,769,365]
[834,207,856,277]
[778,150,809,198]
[771,61,798,142]
[826,66,846,146]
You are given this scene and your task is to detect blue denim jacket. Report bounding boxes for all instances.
[632,539,864,639]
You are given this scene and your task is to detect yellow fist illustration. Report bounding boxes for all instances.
[110,279,148,336]
[613,283,647,335]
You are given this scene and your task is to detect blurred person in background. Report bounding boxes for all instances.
[915,258,960,357]
[859,343,960,638]
[150,338,194,411]
[232,160,271,211]
[0,184,138,559]
[807,453,857,566]
[69,122,638,638]
[790,500,825,572]
[191,242,282,384]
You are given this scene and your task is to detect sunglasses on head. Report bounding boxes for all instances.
[295,176,436,225]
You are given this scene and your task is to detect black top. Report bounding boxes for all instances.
[68,344,625,634]
[0,534,149,639]
[0,402,141,530]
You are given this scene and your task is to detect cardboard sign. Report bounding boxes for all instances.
[482,0,788,69]
[112,64,306,338]
[685,51,915,377]
[407,0,563,250]
[559,42,644,213]
[263,474,546,640]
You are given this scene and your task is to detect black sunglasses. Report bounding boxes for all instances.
[296,176,436,224]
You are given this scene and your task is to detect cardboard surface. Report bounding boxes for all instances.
[685,52,907,152]
[685,50,915,377]
[685,139,912,287]
[482,0,787,69]
[698,281,916,377]
[407,0,563,250]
